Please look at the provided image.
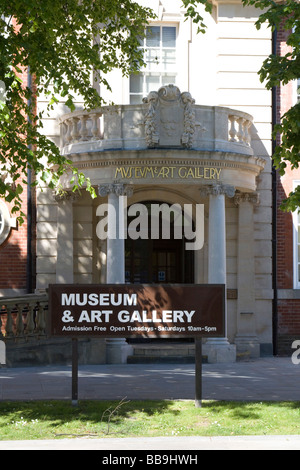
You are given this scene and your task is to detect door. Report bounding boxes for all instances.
[125,200,194,285]
[125,202,194,343]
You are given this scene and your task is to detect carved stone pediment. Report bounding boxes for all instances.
[143,84,203,149]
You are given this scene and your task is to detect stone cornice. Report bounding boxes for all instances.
[70,150,266,176]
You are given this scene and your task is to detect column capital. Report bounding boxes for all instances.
[234,191,260,206]
[98,183,133,198]
[53,190,80,203]
[200,183,235,198]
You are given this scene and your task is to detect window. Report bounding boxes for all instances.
[129,25,177,104]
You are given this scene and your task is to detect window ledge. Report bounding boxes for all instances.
[278,289,300,300]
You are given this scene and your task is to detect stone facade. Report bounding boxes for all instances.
[3,0,298,364]
[35,1,274,363]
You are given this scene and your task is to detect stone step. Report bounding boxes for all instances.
[127,342,208,364]
[127,355,196,364]
[131,342,195,357]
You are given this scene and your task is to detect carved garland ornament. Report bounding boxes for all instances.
[143,85,204,149]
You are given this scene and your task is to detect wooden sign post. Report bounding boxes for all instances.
[48,284,225,407]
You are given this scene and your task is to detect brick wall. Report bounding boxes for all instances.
[0,194,28,292]
[277,299,300,356]
[276,23,300,354]
[0,42,35,295]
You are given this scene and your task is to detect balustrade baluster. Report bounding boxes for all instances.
[36,303,46,336]
[71,117,80,142]
[26,302,35,337]
[65,119,72,143]
[244,120,251,146]
[99,114,104,139]
[16,303,25,337]
[90,113,100,140]
[228,115,238,142]
[79,115,89,141]
[60,121,64,147]
[237,117,245,143]
[5,305,14,338]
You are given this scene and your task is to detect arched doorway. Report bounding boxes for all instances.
[125,201,195,346]
[125,201,194,285]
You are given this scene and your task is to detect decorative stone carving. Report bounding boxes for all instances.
[181,91,196,148]
[98,183,133,198]
[143,91,159,148]
[234,191,260,206]
[143,84,205,149]
[53,190,80,203]
[199,183,236,198]
[158,83,181,101]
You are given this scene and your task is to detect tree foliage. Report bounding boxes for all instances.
[1,0,300,220]
[190,0,300,211]
[181,0,212,33]
[242,0,300,211]
[0,0,154,221]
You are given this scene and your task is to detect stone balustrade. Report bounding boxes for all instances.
[60,109,104,147]
[58,102,254,157]
[228,112,252,146]
[0,294,48,341]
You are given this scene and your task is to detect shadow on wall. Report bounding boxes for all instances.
[0,238,28,292]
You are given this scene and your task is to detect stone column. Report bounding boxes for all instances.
[98,183,133,364]
[55,192,76,284]
[234,192,260,358]
[201,183,236,363]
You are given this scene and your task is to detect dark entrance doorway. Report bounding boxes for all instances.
[125,237,194,284]
[125,202,194,285]
[125,201,195,345]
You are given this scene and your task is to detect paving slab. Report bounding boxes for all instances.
[1,357,300,450]
[0,357,299,402]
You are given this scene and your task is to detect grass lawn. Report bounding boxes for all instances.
[0,400,300,440]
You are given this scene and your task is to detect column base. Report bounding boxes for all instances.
[203,338,236,363]
[105,339,133,364]
[234,334,260,359]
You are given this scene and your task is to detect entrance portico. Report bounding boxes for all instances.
[36,85,270,363]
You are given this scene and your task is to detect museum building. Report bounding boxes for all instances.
[1,0,299,364]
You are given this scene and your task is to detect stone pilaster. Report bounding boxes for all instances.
[98,183,133,364]
[54,191,78,284]
[234,191,260,358]
[201,183,236,363]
